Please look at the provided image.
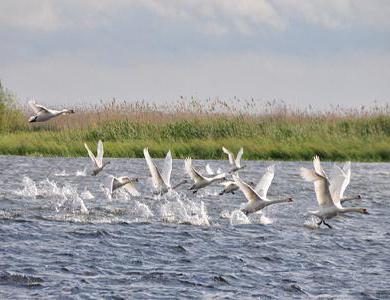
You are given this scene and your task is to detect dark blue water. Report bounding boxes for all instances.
[0,156,389,299]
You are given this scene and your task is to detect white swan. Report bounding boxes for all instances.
[330,161,361,203]
[233,173,292,215]
[219,165,274,196]
[222,146,246,172]
[110,176,140,196]
[28,100,74,122]
[143,148,187,195]
[84,140,110,176]
[185,157,226,193]
[300,156,368,228]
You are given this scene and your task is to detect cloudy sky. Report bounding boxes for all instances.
[1,0,389,108]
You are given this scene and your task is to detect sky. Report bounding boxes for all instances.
[0,0,389,108]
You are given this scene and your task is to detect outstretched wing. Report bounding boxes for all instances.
[255,165,275,199]
[329,161,351,205]
[122,177,141,197]
[96,140,104,166]
[143,148,165,189]
[233,174,261,203]
[300,166,334,208]
[84,143,99,168]
[185,157,205,183]
[28,100,50,114]
[161,150,172,187]
[222,147,235,165]
[235,147,244,168]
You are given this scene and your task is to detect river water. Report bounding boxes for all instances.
[0,156,389,299]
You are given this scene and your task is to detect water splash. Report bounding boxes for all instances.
[15,177,38,198]
[160,193,210,226]
[80,189,94,200]
[56,184,88,214]
[75,168,87,176]
[54,170,69,177]
[229,210,250,225]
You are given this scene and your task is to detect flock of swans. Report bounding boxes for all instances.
[84,140,368,229]
[27,101,368,228]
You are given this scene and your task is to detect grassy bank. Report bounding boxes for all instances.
[1,110,390,161]
[1,83,390,161]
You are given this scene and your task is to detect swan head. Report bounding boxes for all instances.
[28,115,38,123]
[286,197,293,202]
[357,194,362,199]
[361,208,369,214]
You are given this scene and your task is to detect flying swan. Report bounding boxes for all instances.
[84,140,110,176]
[110,176,140,196]
[222,146,246,173]
[185,157,226,193]
[300,156,368,228]
[144,148,187,195]
[28,100,74,122]
[233,171,292,215]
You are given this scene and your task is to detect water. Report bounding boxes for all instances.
[0,156,389,299]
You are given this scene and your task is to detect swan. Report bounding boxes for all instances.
[110,176,140,196]
[28,100,74,122]
[300,156,368,228]
[219,165,274,196]
[330,161,361,203]
[185,157,226,193]
[233,173,292,215]
[84,140,110,176]
[222,147,246,173]
[143,148,187,195]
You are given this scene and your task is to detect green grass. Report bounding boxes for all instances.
[1,116,390,161]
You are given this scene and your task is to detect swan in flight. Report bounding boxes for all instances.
[222,147,246,173]
[219,165,274,196]
[84,140,110,176]
[143,148,187,195]
[185,157,226,193]
[205,164,222,176]
[300,156,368,228]
[233,172,292,215]
[330,161,361,203]
[110,176,140,196]
[28,100,74,122]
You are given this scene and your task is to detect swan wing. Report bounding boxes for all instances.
[84,143,99,168]
[342,161,351,193]
[300,167,334,208]
[185,157,205,183]
[235,147,244,168]
[254,164,275,199]
[96,140,104,166]
[233,174,262,203]
[329,164,347,205]
[161,150,172,186]
[143,148,165,189]
[222,147,235,165]
[28,101,50,114]
[120,177,141,197]
[205,164,214,175]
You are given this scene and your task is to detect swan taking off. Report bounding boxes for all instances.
[219,165,274,196]
[84,140,110,176]
[222,147,246,173]
[233,172,292,215]
[185,157,226,193]
[110,176,140,196]
[28,100,74,122]
[329,161,361,203]
[143,148,187,195]
[300,156,368,229]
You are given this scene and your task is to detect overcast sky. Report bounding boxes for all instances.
[1,0,389,108]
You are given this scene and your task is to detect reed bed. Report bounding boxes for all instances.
[1,83,390,161]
